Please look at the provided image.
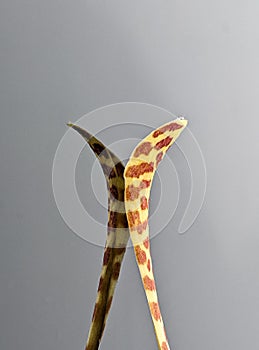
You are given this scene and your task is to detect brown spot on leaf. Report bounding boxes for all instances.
[127,210,141,229]
[140,179,151,188]
[126,185,140,201]
[125,162,154,178]
[155,136,173,150]
[153,122,183,138]
[112,262,121,280]
[92,142,105,156]
[135,245,147,264]
[161,341,169,350]
[137,220,148,234]
[156,151,163,167]
[114,247,126,255]
[109,168,117,178]
[134,142,153,157]
[147,259,151,272]
[153,129,163,138]
[110,185,119,200]
[126,180,151,201]
[149,302,161,321]
[127,211,147,234]
[140,196,148,210]
[143,275,156,291]
[103,248,112,265]
[143,238,149,249]
[162,122,183,132]
[114,162,125,177]
[108,211,117,228]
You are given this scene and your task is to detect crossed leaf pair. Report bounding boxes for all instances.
[68,119,187,350]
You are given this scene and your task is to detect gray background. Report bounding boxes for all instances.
[1,1,259,349]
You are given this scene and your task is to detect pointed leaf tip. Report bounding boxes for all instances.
[67,122,74,128]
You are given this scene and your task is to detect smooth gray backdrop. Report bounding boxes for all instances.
[1,1,259,349]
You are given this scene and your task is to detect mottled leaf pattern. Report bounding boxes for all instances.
[67,123,129,350]
[124,119,188,350]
